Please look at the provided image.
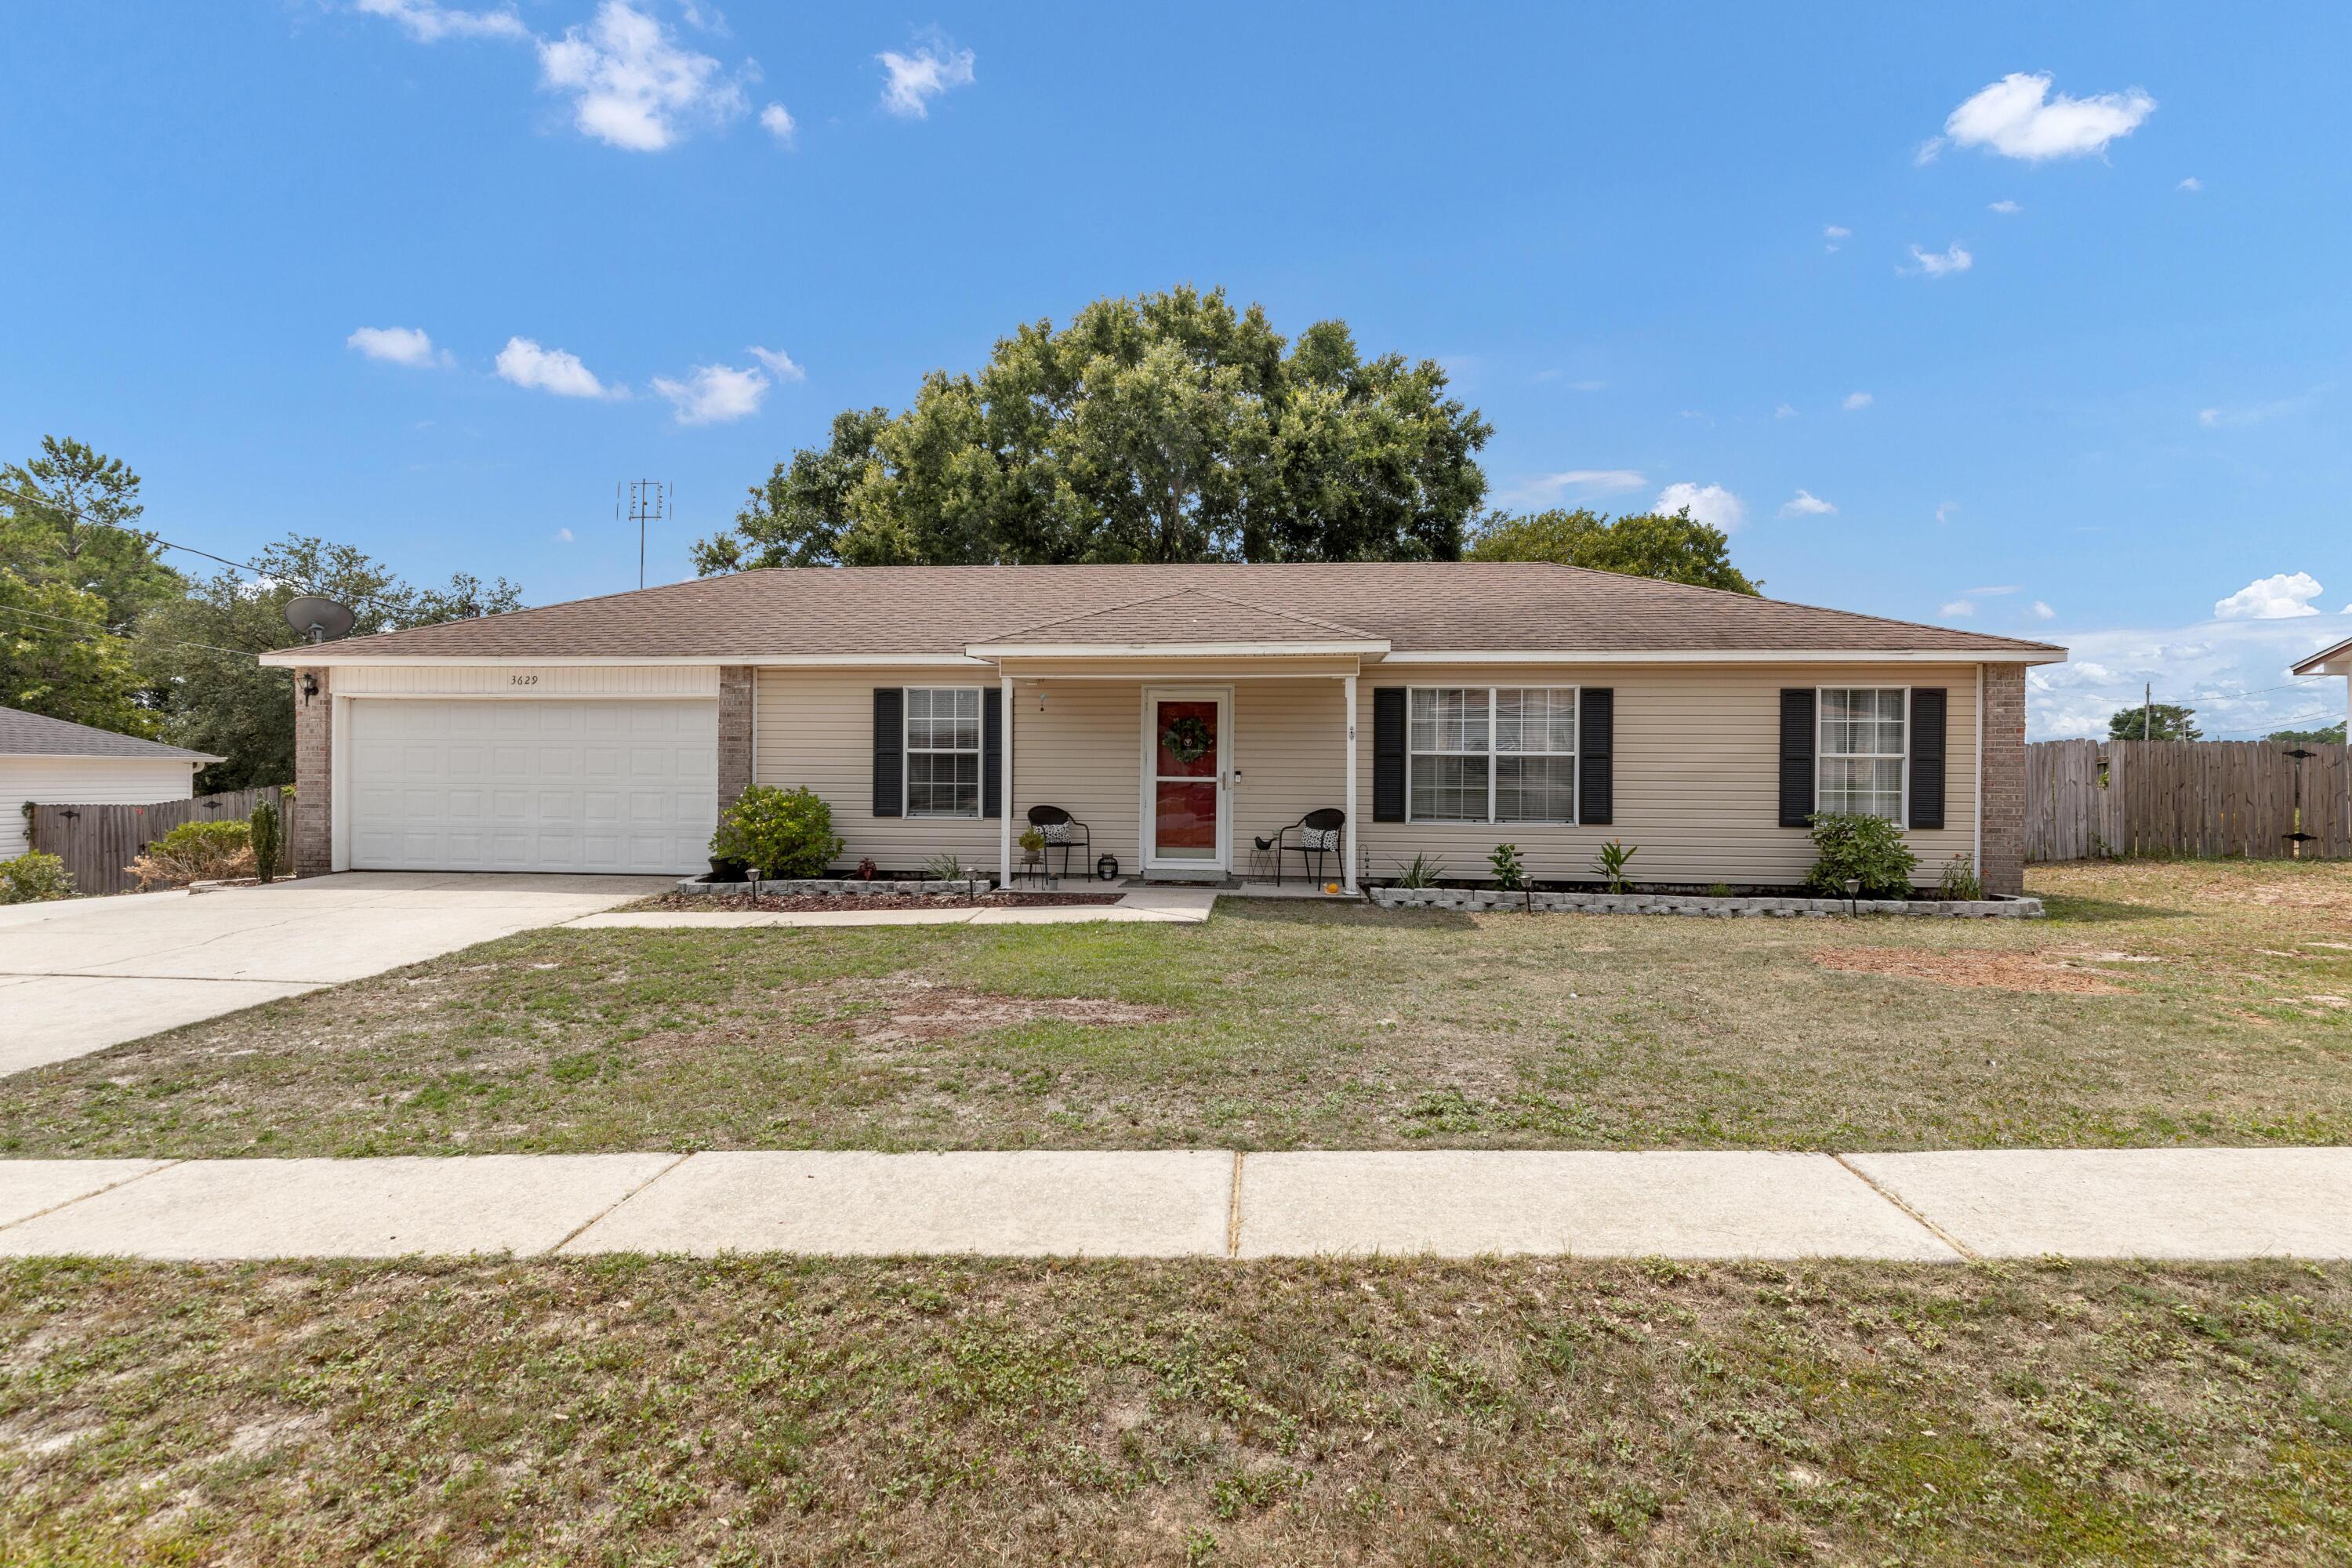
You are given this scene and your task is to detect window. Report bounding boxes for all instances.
[906,688,981,816]
[1408,687,1577,823]
[1817,687,1905,820]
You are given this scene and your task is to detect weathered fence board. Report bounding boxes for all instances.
[26,786,288,896]
[2026,739,2349,862]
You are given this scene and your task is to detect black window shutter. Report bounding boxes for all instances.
[1778,689,1816,827]
[872,688,904,818]
[1372,688,1406,822]
[982,686,1003,819]
[1909,688,1947,829]
[1578,688,1613,826]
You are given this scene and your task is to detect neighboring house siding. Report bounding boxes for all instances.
[3,757,200,858]
[756,659,1989,886]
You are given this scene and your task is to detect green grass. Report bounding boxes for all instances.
[0,1255,2344,1564]
[0,859,2347,1157]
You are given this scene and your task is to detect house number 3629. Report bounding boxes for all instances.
[508,674,539,687]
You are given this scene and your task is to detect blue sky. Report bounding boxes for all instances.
[7,2,2349,737]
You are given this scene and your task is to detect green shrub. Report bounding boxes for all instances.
[1592,839,1638,894]
[0,851,73,904]
[1936,851,1984,901]
[1487,843,1526,891]
[1805,812,1918,897]
[249,797,285,884]
[711,786,844,879]
[130,819,255,890]
[1392,851,1446,889]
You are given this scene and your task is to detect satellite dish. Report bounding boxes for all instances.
[283,596,355,644]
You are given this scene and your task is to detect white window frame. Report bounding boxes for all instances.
[1404,685,1580,826]
[1814,684,1909,824]
[904,685,985,818]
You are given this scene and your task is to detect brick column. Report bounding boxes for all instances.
[292,666,333,877]
[1980,663,2027,895]
[717,666,754,815]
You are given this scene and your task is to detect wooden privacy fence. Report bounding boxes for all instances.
[2027,739,2350,862]
[24,786,288,897]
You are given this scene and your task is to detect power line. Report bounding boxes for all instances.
[2207,709,2343,738]
[0,603,260,665]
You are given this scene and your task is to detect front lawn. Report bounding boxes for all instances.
[1,860,2347,1158]
[1,1256,2346,1565]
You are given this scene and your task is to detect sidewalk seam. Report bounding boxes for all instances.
[0,1159,187,1234]
[1226,1152,1244,1259]
[1834,1153,1977,1260]
[548,1152,695,1255]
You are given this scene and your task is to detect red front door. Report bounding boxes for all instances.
[1149,695,1222,866]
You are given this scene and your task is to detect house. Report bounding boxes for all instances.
[2292,635,2352,732]
[0,706,223,858]
[257,563,2066,894]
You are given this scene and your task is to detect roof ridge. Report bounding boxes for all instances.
[975,586,1203,642]
[1514,561,2064,653]
[1168,586,1380,639]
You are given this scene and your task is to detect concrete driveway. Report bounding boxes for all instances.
[0,873,666,1076]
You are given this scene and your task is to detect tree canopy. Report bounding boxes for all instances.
[1465,506,1761,594]
[2267,720,2346,745]
[693,287,1493,573]
[2109,702,2200,741]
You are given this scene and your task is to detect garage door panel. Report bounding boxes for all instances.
[349,699,717,873]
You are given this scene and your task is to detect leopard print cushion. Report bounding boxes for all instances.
[1038,820,1072,844]
[1299,826,1340,851]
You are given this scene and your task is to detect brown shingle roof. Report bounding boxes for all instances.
[975,587,1382,647]
[0,706,223,761]
[274,563,2067,660]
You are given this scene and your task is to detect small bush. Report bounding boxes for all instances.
[1592,840,1638,893]
[1936,851,1984,901]
[1488,843,1526,891]
[129,819,254,891]
[0,851,73,904]
[1392,851,1446,889]
[711,786,844,879]
[1805,812,1918,897]
[921,850,974,883]
[249,797,285,884]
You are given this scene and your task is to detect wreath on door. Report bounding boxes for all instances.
[1160,714,1214,764]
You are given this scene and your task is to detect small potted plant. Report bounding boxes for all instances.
[1018,825,1047,883]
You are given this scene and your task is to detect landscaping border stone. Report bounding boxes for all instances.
[1366,887,2042,918]
[674,875,993,899]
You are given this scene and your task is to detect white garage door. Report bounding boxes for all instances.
[348,699,717,873]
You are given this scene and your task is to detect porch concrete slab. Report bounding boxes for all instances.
[1235,1152,1957,1260]
[0,1154,680,1260]
[561,1150,1233,1258]
[0,1160,175,1230]
[1844,1149,2352,1259]
[0,975,319,1076]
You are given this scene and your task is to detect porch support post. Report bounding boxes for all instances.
[999,671,1014,888]
[1342,672,1359,894]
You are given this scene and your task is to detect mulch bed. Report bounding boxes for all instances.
[628,891,1125,913]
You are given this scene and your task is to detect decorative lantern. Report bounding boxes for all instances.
[1095,854,1120,881]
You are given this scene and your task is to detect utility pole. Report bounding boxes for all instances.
[2143,682,2153,743]
[616,480,670,590]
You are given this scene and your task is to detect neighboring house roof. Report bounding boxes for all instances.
[0,706,223,762]
[2293,635,2352,677]
[260,562,2067,662]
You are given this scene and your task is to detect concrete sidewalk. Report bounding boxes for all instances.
[565,887,1217,930]
[0,873,667,1075]
[0,1147,2345,1262]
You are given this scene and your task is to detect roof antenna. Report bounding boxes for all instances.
[618,479,670,590]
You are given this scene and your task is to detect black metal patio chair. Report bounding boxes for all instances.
[1025,804,1092,880]
[1271,808,1345,887]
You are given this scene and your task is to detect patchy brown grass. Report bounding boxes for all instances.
[623,891,1123,913]
[1813,947,2125,993]
[1,859,2348,1157]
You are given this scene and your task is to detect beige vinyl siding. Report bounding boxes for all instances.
[1350,662,1981,887]
[758,660,1984,886]
[2,757,202,858]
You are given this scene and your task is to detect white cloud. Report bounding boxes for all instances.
[2031,601,2056,620]
[1937,71,2155,162]
[495,336,618,399]
[1497,469,1646,506]
[2178,176,2202,192]
[1988,198,2022,214]
[746,345,805,382]
[2198,395,2307,429]
[877,38,975,118]
[1842,390,1873,411]
[1655,481,1745,532]
[1780,489,1836,517]
[1934,502,1959,524]
[346,325,447,368]
[1906,242,1973,278]
[538,1,747,152]
[354,0,526,42]
[759,102,795,144]
[1773,402,1798,419]
[1941,600,1976,618]
[1823,223,1849,252]
[652,361,769,424]
[556,527,575,543]
[2215,572,2325,620]
[2027,612,2352,739]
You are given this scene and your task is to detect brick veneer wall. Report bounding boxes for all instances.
[292,666,332,877]
[718,666,754,814]
[1980,662,2027,895]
